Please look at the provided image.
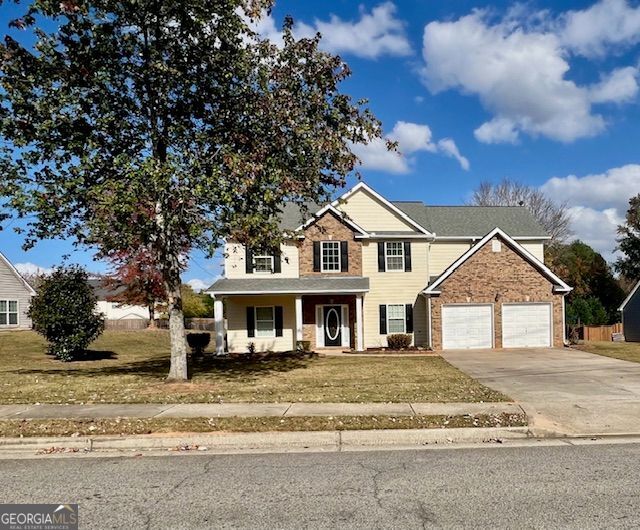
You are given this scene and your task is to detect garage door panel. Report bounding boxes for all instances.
[442,305,493,350]
[502,304,551,348]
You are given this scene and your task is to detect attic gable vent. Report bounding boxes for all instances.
[492,239,502,253]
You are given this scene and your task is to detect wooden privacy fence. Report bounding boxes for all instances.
[104,319,150,331]
[108,318,217,331]
[582,323,624,342]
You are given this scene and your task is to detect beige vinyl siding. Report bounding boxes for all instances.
[0,258,32,330]
[361,240,429,348]
[225,295,295,353]
[429,242,472,277]
[336,189,420,233]
[224,242,299,279]
[519,241,545,263]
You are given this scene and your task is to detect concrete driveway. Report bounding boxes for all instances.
[441,347,640,436]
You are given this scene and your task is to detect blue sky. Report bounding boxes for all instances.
[2,0,640,288]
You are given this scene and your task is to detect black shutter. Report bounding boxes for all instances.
[379,305,387,335]
[313,241,321,272]
[405,304,413,333]
[247,306,255,337]
[274,306,283,337]
[340,241,348,272]
[245,247,253,274]
[273,248,282,274]
[404,242,412,272]
[378,242,386,272]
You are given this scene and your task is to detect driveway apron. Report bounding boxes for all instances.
[441,348,640,435]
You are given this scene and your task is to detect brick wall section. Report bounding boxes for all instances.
[302,295,356,349]
[299,211,362,277]
[430,235,566,350]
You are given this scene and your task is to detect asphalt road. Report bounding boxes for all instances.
[1,442,639,529]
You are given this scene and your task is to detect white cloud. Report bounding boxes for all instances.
[421,4,640,144]
[589,66,640,103]
[540,164,640,260]
[560,0,640,57]
[249,2,411,59]
[352,121,469,173]
[566,206,623,262]
[14,262,54,276]
[387,121,437,153]
[186,278,212,293]
[350,137,410,174]
[436,138,470,171]
[541,164,640,212]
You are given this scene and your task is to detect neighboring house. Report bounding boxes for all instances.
[0,251,36,330]
[619,282,640,342]
[89,279,150,320]
[206,182,571,354]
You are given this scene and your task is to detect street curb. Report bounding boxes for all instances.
[0,427,530,456]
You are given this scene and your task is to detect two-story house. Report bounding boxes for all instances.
[206,182,571,354]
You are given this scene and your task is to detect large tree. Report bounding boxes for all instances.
[616,194,640,281]
[546,240,625,324]
[469,179,572,243]
[0,0,383,379]
[104,248,166,327]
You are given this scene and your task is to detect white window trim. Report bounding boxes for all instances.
[0,299,19,327]
[320,241,341,273]
[384,242,405,272]
[254,306,276,338]
[253,255,274,274]
[386,303,406,334]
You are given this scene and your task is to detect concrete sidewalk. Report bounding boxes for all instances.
[0,402,523,420]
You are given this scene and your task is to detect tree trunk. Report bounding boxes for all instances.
[166,282,188,380]
[147,303,157,329]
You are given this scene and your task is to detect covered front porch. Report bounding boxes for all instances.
[206,277,369,354]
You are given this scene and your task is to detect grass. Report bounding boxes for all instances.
[0,413,527,437]
[574,341,640,363]
[0,331,510,404]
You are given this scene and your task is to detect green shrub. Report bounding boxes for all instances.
[187,332,211,357]
[387,334,412,350]
[28,266,104,361]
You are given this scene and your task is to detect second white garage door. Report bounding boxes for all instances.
[442,305,493,350]
[502,303,552,348]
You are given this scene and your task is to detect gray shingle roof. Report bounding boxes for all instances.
[88,279,126,301]
[206,276,369,294]
[274,197,548,238]
[392,202,549,238]
[278,201,326,231]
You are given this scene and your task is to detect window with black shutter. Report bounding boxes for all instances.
[379,305,387,334]
[247,306,255,337]
[340,241,348,272]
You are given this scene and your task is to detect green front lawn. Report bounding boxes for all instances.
[575,341,640,363]
[0,331,509,404]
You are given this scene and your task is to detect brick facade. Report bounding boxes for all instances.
[299,211,362,277]
[430,235,565,350]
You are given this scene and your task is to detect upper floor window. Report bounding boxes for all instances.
[378,242,411,272]
[253,255,274,274]
[0,300,18,326]
[245,247,281,274]
[321,241,341,272]
[385,242,405,271]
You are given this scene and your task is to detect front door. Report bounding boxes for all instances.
[323,305,342,346]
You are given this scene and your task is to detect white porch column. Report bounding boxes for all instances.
[295,296,303,348]
[214,297,225,356]
[355,294,364,352]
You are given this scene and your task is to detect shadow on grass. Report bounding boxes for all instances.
[8,352,316,381]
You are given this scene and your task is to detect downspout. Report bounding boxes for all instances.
[562,293,568,346]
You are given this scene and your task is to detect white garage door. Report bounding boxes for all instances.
[502,304,552,348]
[442,305,493,350]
